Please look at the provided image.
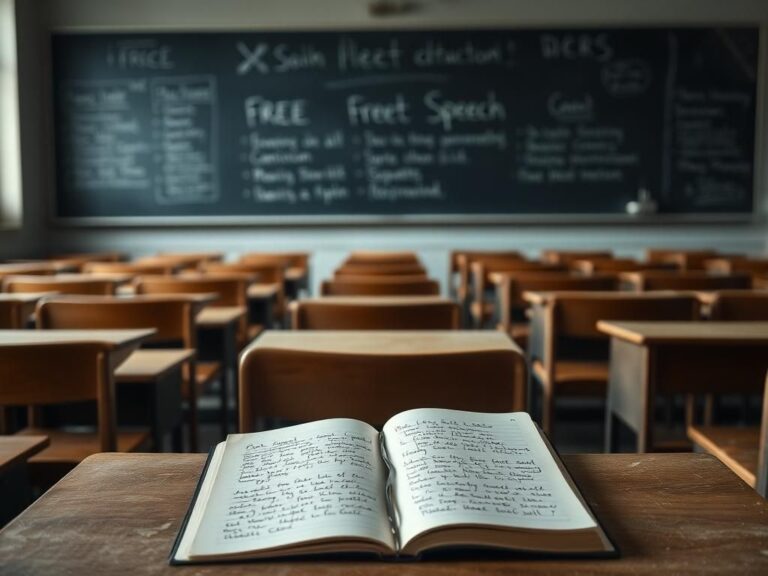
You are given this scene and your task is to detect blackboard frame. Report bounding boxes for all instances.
[47,25,766,227]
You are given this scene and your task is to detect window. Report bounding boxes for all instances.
[0,0,22,228]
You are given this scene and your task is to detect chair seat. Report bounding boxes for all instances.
[532,360,609,395]
[17,427,150,465]
[183,361,221,397]
[687,425,759,488]
[238,324,264,349]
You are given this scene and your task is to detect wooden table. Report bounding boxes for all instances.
[1,452,766,574]
[0,436,49,525]
[196,307,249,434]
[598,321,768,452]
[115,350,195,451]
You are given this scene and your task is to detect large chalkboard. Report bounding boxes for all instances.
[51,27,760,223]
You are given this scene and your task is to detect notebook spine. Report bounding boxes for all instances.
[378,430,402,552]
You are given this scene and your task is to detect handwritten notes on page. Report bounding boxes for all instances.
[382,409,597,547]
[189,419,395,558]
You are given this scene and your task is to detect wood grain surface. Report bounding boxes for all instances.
[1,453,766,574]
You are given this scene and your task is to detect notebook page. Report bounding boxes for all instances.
[381,409,597,548]
[189,419,395,558]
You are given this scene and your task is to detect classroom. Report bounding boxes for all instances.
[1,0,767,573]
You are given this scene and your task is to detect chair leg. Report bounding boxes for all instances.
[187,391,199,453]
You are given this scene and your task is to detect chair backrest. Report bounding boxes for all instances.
[240,252,309,269]
[571,258,661,275]
[202,261,282,284]
[540,250,613,265]
[706,258,768,275]
[645,249,719,270]
[239,332,522,431]
[0,341,117,451]
[321,277,440,296]
[708,291,768,321]
[551,293,701,340]
[3,276,117,296]
[0,264,57,279]
[0,300,26,328]
[628,271,752,291]
[344,251,420,266]
[335,262,427,277]
[291,298,460,330]
[135,275,249,307]
[37,296,197,348]
[497,274,618,327]
[83,262,176,276]
[450,250,524,274]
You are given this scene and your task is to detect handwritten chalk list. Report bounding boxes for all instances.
[51,28,758,221]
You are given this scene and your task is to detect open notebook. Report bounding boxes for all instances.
[171,408,617,563]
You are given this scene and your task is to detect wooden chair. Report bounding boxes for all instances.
[344,251,421,266]
[321,276,439,296]
[688,373,768,497]
[202,262,286,323]
[706,258,768,275]
[708,291,768,321]
[83,261,178,276]
[0,341,150,482]
[135,274,260,347]
[36,296,221,451]
[495,273,618,348]
[449,250,524,298]
[571,258,664,275]
[291,298,460,330]
[239,332,524,431]
[335,262,427,277]
[239,252,310,298]
[137,253,223,272]
[645,249,719,270]
[3,276,118,295]
[0,300,31,329]
[0,264,57,280]
[469,259,566,328]
[540,250,613,265]
[622,271,752,291]
[528,292,700,436]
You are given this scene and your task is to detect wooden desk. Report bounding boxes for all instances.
[247,283,279,327]
[0,436,49,525]
[196,307,249,434]
[0,329,154,371]
[1,452,766,574]
[248,330,519,355]
[0,293,55,328]
[599,321,768,452]
[0,436,49,475]
[298,296,452,305]
[116,350,194,451]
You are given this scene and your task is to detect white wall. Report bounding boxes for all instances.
[13,0,768,290]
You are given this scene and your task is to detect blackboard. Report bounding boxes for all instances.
[51,27,760,223]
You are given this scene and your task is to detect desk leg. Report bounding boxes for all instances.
[605,338,649,453]
[249,297,274,329]
[198,325,236,437]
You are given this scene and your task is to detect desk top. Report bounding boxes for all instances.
[115,349,195,383]
[0,293,55,303]
[295,296,454,306]
[247,283,280,299]
[248,330,519,356]
[196,307,247,328]
[0,436,49,475]
[1,453,766,575]
[0,329,156,348]
[522,290,685,305]
[597,321,768,345]
[285,267,307,282]
[0,263,57,277]
[3,274,133,285]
